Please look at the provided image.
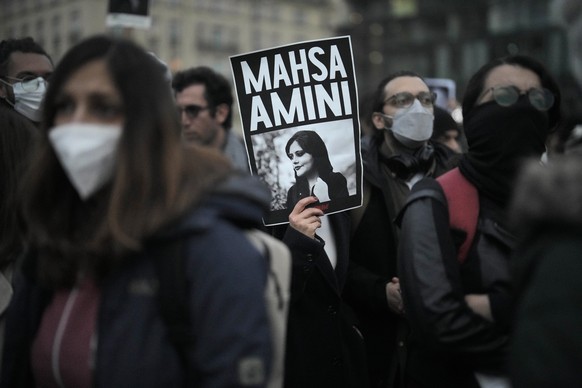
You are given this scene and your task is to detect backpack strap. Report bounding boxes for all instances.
[245,229,291,388]
[152,237,197,387]
[154,229,291,388]
[436,167,479,263]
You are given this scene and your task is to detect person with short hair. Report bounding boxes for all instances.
[284,130,348,209]
[0,37,53,123]
[344,70,437,388]
[172,66,249,171]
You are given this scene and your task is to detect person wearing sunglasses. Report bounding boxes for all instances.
[396,55,561,388]
[172,66,249,171]
[344,70,438,388]
[0,37,53,123]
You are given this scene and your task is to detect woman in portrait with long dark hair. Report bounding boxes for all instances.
[285,130,348,210]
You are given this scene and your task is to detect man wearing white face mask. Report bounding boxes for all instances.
[344,71,437,388]
[0,37,53,124]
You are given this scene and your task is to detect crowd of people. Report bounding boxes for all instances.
[0,27,580,388]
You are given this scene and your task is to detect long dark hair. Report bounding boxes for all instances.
[285,130,334,184]
[172,66,234,129]
[22,35,231,287]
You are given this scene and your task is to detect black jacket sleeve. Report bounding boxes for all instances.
[397,179,507,370]
[281,225,325,301]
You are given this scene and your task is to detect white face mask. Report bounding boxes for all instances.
[48,123,122,200]
[7,77,47,122]
[383,99,434,148]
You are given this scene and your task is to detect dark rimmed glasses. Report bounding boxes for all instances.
[0,75,47,92]
[177,104,209,119]
[384,91,437,109]
[481,85,555,111]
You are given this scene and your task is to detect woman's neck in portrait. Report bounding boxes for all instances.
[306,171,319,190]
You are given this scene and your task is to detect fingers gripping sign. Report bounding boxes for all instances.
[289,196,324,239]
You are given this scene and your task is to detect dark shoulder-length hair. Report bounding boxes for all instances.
[22,35,231,287]
[285,130,334,179]
[462,54,561,129]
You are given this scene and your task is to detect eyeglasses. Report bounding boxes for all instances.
[177,104,209,119]
[481,85,555,111]
[0,75,47,92]
[384,91,436,109]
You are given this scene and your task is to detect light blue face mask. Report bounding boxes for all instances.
[383,99,434,148]
[1,76,47,122]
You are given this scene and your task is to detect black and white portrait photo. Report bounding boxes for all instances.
[251,119,359,224]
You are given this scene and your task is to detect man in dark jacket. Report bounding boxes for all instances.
[344,71,436,388]
[172,66,249,171]
[0,37,53,124]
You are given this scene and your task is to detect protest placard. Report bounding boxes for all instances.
[230,36,363,226]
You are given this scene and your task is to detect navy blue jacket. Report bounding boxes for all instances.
[1,175,273,388]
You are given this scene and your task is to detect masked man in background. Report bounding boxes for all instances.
[344,71,436,388]
[0,37,53,124]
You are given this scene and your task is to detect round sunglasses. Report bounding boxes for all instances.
[481,85,555,111]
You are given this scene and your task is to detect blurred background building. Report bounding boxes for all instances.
[1,0,580,125]
[343,0,581,128]
[0,0,350,75]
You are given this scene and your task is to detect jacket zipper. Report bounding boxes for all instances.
[51,288,79,388]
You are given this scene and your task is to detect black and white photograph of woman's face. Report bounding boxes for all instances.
[250,119,358,213]
[288,141,315,178]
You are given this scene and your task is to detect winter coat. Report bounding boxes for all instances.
[345,134,428,387]
[272,212,368,388]
[509,157,582,387]
[396,176,512,388]
[1,175,273,388]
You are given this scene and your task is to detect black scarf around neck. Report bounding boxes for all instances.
[459,97,549,207]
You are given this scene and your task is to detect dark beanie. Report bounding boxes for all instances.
[432,106,458,139]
